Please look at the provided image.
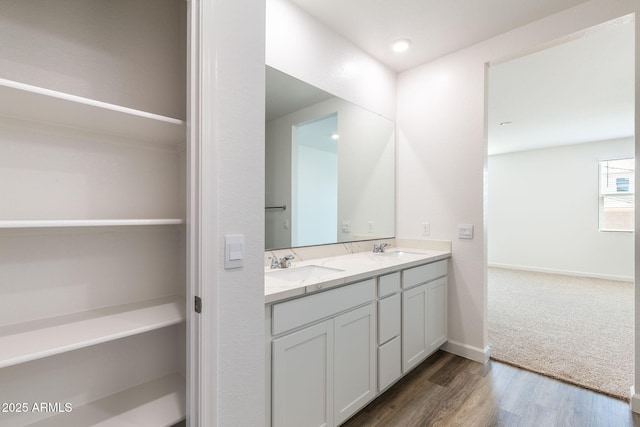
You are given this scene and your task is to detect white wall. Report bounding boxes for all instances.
[194,0,266,425]
[396,0,640,364]
[0,0,186,119]
[488,138,634,281]
[266,0,396,120]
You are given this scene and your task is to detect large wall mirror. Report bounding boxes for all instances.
[265,66,395,250]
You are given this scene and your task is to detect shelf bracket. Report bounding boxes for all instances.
[194,296,202,314]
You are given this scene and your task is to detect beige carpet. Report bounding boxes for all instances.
[488,267,633,400]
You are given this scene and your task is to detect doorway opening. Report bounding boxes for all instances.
[486,15,635,400]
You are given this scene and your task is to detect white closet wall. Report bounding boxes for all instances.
[0,1,188,425]
[0,0,186,119]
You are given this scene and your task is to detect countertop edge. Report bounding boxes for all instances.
[265,249,451,304]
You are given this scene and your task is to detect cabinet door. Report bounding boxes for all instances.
[427,277,448,353]
[272,320,334,427]
[402,283,428,373]
[334,304,376,425]
[378,336,401,391]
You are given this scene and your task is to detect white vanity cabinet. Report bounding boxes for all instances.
[401,260,448,373]
[266,255,449,427]
[270,279,376,427]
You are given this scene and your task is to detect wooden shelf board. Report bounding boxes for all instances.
[0,296,185,369]
[0,219,185,229]
[27,373,185,427]
[0,78,185,145]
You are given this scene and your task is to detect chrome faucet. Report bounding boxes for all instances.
[270,254,295,269]
[373,243,391,253]
[269,256,280,269]
[278,254,295,268]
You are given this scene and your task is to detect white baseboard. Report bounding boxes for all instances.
[630,386,640,413]
[443,340,490,364]
[488,262,633,283]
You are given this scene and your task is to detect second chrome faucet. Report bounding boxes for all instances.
[373,243,391,253]
[270,254,295,269]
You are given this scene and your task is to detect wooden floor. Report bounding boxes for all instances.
[342,350,640,427]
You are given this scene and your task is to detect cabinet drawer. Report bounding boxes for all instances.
[378,293,400,345]
[402,260,447,289]
[272,279,376,336]
[378,272,400,297]
[378,336,401,392]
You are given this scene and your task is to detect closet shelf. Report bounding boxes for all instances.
[0,219,185,229]
[0,295,185,369]
[0,77,185,145]
[27,373,185,427]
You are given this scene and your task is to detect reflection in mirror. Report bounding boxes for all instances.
[265,66,395,250]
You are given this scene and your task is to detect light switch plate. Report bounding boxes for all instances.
[458,224,473,239]
[224,234,244,269]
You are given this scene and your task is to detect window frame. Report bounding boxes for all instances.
[598,157,635,233]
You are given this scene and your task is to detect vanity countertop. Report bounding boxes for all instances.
[265,247,451,304]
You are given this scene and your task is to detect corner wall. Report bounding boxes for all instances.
[396,0,640,364]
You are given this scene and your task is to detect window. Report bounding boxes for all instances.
[599,158,634,232]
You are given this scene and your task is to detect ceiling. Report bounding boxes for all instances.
[488,17,634,155]
[288,0,592,72]
[278,1,634,154]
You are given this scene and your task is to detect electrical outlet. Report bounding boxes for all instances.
[367,221,375,233]
[422,223,430,236]
[342,220,350,233]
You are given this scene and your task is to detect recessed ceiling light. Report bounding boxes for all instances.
[392,39,411,53]
[331,133,340,140]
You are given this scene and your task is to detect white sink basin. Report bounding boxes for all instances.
[375,251,423,259]
[266,265,345,282]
